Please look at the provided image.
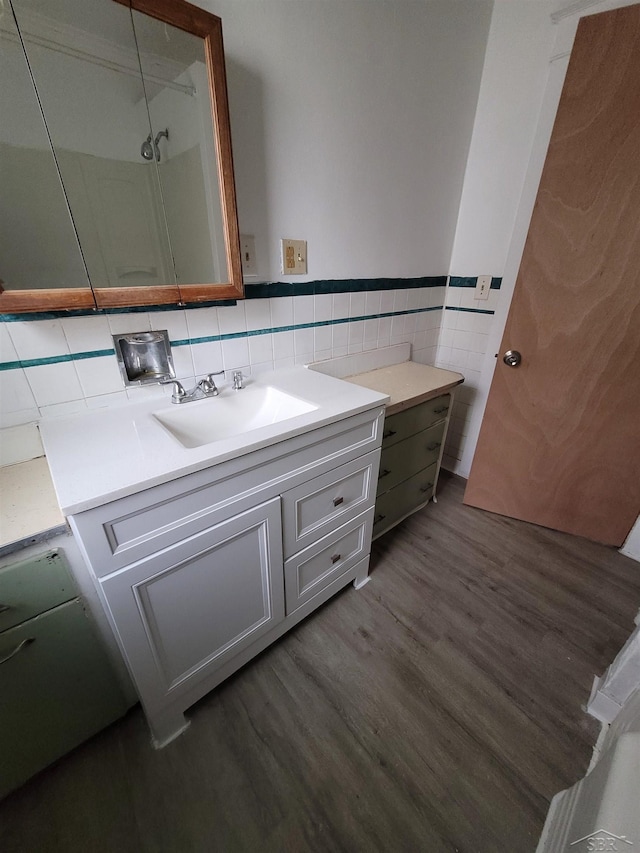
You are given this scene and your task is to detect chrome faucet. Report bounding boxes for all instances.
[232,370,244,390]
[162,371,224,404]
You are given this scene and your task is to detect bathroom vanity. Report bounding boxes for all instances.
[41,368,388,746]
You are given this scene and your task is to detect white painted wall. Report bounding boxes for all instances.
[203,0,493,281]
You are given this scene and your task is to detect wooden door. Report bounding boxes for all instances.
[464,6,640,547]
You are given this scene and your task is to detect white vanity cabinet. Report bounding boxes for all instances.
[69,406,384,746]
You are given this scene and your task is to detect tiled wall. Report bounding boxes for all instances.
[0,279,445,436]
[435,276,502,471]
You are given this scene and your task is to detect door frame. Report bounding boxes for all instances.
[460,0,640,488]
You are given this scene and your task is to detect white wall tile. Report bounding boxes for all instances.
[248,332,273,365]
[0,407,41,429]
[0,367,38,413]
[186,307,219,339]
[350,292,365,318]
[85,391,128,410]
[221,337,249,371]
[24,362,83,407]
[314,324,332,353]
[150,310,188,342]
[314,294,333,322]
[218,302,246,335]
[270,296,293,328]
[8,320,70,360]
[273,330,294,360]
[393,289,409,312]
[274,356,295,371]
[74,356,123,398]
[379,291,394,314]
[245,299,270,331]
[0,325,18,362]
[171,343,195,381]
[294,327,314,355]
[192,340,224,375]
[332,293,350,319]
[365,291,381,316]
[293,295,314,325]
[62,315,114,354]
[332,321,349,349]
[108,313,152,335]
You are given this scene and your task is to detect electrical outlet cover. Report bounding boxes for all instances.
[281,239,307,275]
[475,275,491,300]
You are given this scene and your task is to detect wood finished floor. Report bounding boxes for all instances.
[2,473,640,853]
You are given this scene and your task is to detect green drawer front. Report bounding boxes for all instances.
[0,599,128,799]
[377,422,445,496]
[382,394,451,449]
[0,550,76,633]
[373,463,437,538]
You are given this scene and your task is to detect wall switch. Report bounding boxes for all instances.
[240,234,257,277]
[281,239,307,275]
[475,275,491,300]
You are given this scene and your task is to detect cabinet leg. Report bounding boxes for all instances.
[353,556,371,590]
[147,706,190,749]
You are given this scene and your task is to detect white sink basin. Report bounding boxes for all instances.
[153,383,318,449]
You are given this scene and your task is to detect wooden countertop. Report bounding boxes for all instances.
[343,362,464,416]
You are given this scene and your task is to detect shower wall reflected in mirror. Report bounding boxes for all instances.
[2,0,228,294]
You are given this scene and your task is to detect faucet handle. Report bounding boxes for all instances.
[232,370,244,390]
[160,379,187,403]
[198,373,221,396]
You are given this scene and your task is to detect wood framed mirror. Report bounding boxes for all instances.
[0,0,243,313]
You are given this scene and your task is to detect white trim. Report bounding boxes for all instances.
[551,0,610,24]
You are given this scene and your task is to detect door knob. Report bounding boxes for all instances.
[503,350,522,367]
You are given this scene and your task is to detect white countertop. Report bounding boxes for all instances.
[40,367,389,516]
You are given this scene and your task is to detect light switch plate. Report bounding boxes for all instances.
[281,239,307,275]
[475,275,491,300]
[240,234,257,277]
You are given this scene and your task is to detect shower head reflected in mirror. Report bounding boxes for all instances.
[140,129,169,162]
[141,134,154,161]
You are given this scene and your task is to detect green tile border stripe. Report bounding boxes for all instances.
[449,276,501,290]
[445,306,495,316]
[0,306,443,371]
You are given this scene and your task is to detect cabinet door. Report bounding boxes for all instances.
[100,498,283,707]
[0,600,128,799]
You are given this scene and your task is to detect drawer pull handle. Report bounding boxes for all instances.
[378,469,391,479]
[333,496,344,507]
[331,553,342,564]
[419,482,434,493]
[433,406,449,414]
[0,604,12,614]
[383,429,397,439]
[0,637,35,666]
[427,442,441,452]
[374,514,386,524]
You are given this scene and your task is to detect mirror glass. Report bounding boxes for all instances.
[5,0,230,297]
[0,2,91,291]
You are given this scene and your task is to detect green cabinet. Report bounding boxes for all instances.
[373,393,452,538]
[0,551,128,799]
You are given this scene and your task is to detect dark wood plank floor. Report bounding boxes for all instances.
[2,473,639,853]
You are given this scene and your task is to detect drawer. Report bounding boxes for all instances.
[373,462,437,539]
[0,550,75,633]
[382,394,451,449]
[284,507,374,615]
[72,406,384,579]
[281,450,379,558]
[377,422,445,496]
[0,599,128,799]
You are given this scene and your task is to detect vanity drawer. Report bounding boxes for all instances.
[377,422,445,496]
[0,551,75,633]
[281,450,380,558]
[284,507,374,615]
[373,462,437,539]
[382,394,451,449]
